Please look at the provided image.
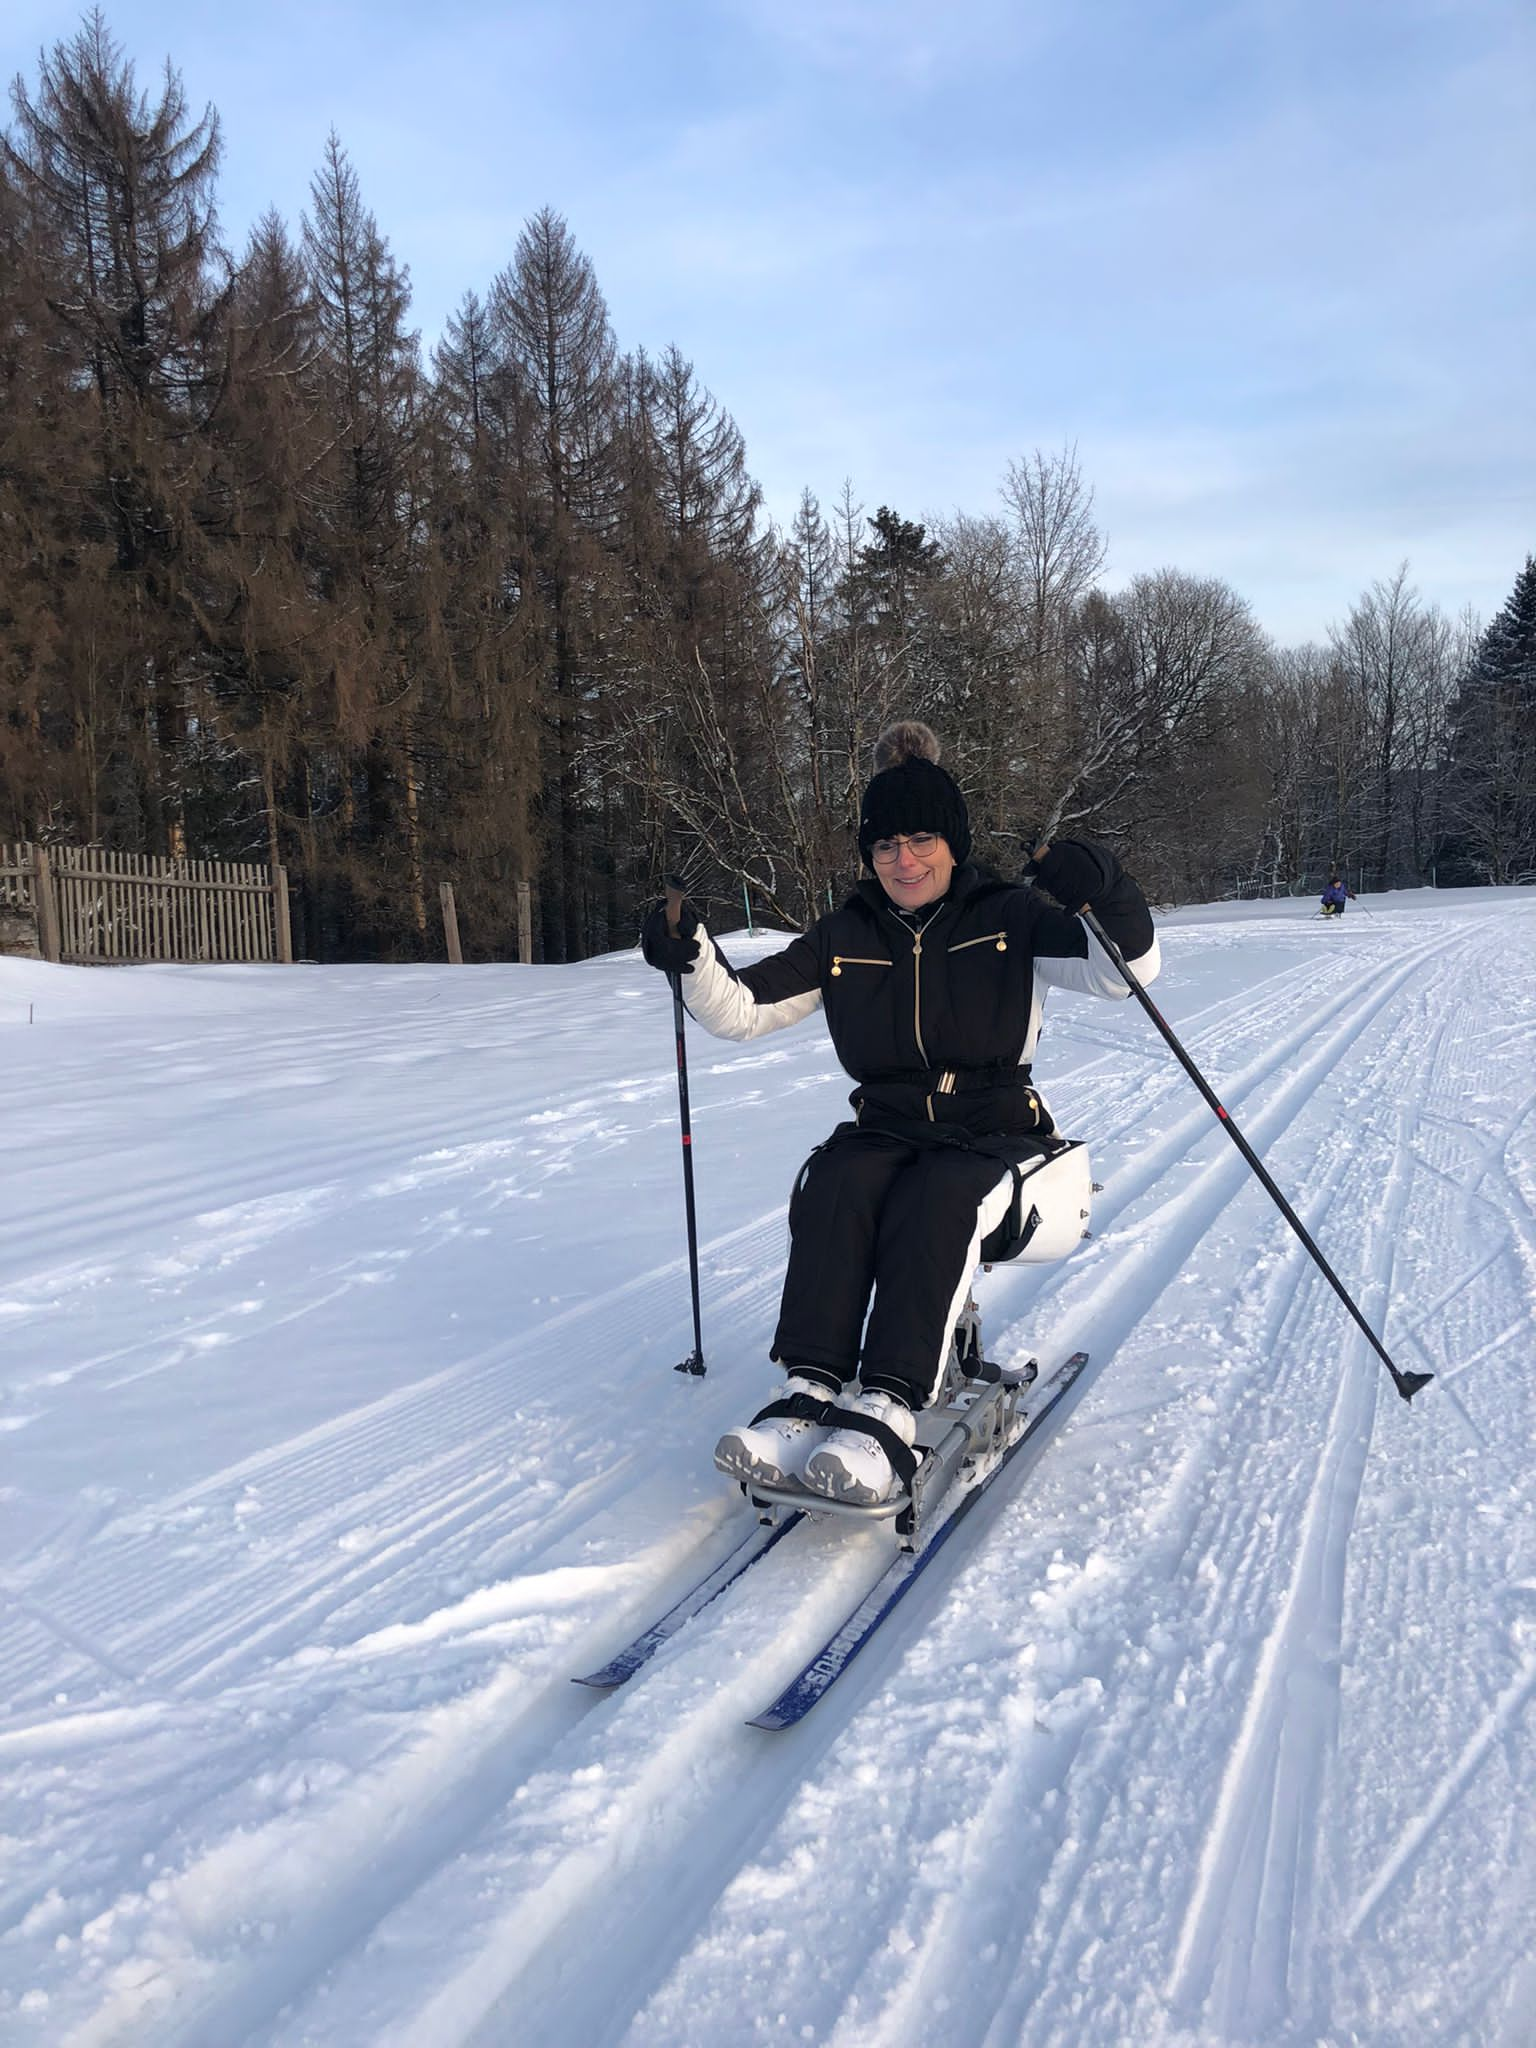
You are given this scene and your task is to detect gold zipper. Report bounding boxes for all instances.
[910,926,932,1066]
[948,931,1008,954]
[830,954,889,977]
[908,908,945,1112]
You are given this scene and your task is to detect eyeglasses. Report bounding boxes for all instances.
[869,832,941,866]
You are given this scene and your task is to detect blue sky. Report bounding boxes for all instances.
[4,0,1531,644]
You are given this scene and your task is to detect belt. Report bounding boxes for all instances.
[865,1062,1030,1093]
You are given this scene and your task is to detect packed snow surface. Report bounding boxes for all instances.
[2,888,1534,2046]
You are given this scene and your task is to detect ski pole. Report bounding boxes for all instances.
[665,876,706,1377]
[1080,906,1431,1404]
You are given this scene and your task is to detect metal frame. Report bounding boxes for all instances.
[739,1295,1039,1551]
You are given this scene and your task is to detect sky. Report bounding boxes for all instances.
[3,0,1532,646]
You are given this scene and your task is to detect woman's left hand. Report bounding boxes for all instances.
[1028,839,1118,911]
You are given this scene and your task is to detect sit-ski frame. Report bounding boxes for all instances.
[737,1293,1039,1552]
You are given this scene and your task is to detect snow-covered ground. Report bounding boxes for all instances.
[2,887,1534,2047]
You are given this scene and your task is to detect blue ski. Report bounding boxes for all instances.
[748,1352,1091,1730]
[574,1509,806,1691]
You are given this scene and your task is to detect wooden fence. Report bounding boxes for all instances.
[0,843,292,965]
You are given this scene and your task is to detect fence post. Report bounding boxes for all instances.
[516,879,533,964]
[273,865,294,963]
[440,881,463,964]
[32,845,62,963]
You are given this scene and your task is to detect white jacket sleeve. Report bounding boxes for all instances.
[1037,926,1161,998]
[679,922,825,1042]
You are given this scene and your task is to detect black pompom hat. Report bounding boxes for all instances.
[857,722,972,867]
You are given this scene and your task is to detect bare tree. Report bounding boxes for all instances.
[1042,570,1263,847]
[924,511,1029,863]
[1001,443,1107,690]
[1330,564,1438,887]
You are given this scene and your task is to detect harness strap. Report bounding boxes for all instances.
[750,1391,835,1428]
[824,1405,920,1487]
[748,1394,921,1487]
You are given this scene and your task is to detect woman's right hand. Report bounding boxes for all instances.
[640,899,701,974]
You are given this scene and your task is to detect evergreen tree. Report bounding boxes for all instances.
[1438,557,1536,883]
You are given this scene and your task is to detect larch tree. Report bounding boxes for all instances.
[3,12,227,856]
[300,130,427,953]
[492,207,617,959]
[425,288,543,958]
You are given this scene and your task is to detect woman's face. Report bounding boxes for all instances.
[872,833,955,910]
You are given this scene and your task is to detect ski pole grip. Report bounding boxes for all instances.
[664,874,687,940]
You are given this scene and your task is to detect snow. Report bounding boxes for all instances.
[2,887,1534,2046]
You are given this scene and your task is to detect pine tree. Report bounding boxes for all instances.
[1438,557,1536,883]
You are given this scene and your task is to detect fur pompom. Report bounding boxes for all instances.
[871,720,941,773]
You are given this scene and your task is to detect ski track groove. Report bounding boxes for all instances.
[921,1079,1410,2045]
[0,1212,793,1717]
[1344,1645,1536,1943]
[968,949,1467,2045]
[770,920,1497,2048]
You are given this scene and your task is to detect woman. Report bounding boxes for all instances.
[640,722,1160,1505]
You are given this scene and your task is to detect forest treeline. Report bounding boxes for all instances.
[2,17,1533,960]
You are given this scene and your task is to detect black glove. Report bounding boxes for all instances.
[640,899,702,975]
[1027,838,1119,910]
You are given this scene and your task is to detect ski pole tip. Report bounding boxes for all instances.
[1395,1370,1433,1403]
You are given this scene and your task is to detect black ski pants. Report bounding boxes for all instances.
[771,1128,1013,1411]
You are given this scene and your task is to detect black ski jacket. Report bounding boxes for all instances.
[680,860,1159,1137]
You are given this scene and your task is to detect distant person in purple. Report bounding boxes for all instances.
[1320,876,1353,917]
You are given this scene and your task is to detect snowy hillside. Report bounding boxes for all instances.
[2,889,1534,2047]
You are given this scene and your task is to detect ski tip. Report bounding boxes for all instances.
[746,1701,803,1732]
[1395,1370,1434,1404]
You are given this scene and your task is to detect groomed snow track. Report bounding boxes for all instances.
[1,895,1533,2045]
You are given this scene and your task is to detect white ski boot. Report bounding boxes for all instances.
[802,1387,917,1506]
[714,1375,835,1488]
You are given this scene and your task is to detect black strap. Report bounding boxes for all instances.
[748,1393,920,1488]
[750,1391,836,1428]
[824,1404,920,1487]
